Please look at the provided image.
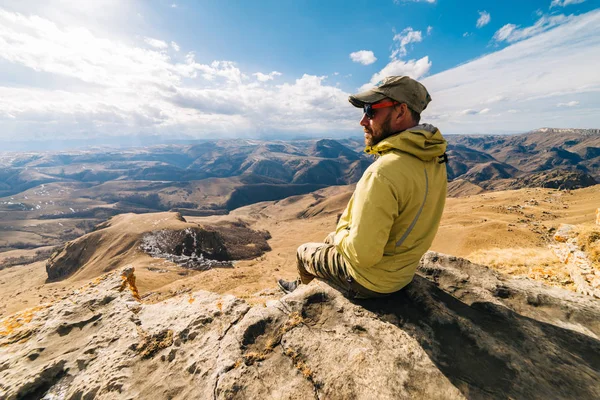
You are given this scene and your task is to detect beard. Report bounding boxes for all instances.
[364,113,394,147]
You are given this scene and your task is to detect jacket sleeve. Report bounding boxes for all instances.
[334,171,398,270]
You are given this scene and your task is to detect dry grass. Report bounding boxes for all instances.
[467,247,574,290]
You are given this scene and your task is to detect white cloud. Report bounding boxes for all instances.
[427,26,433,35]
[0,6,599,140]
[493,14,573,43]
[171,3,177,8]
[0,8,358,140]
[392,27,423,58]
[179,57,248,84]
[484,96,508,104]
[463,32,471,37]
[171,41,180,51]
[422,9,600,133]
[477,11,491,28]
[359,57,432,92]
[144,37,169,49]
[493,24,517,41]
[459,108,489,115]
[551,0,585,8]
[253,71,282,82]
[349,50,377,65]
[557,101,580,107]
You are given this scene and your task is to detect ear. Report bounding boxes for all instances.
[395,103,408,122]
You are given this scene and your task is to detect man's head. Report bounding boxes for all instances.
[348,76,431,146]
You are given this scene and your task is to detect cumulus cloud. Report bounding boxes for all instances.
[349,50,377,65]
[253,71,282,82]
[176,55,247,84]
[557,101,580,107]
[144,37,169,49]
[392,27,423,58]
[493,14,573,43]
[359,57,432,91]
[0,6,599,140]
[551,0,585,8]
[427,26,433,35]
[477,11,491,28]
[0,8,358,140]
[171,41,180,51]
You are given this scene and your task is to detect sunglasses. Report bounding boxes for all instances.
[363,101,399,119]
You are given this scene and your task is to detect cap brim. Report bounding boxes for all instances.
[348,89,387,108]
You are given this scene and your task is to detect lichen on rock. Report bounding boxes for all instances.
[2,254,600,399]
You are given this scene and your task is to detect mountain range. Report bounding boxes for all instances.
[0,128,598,252]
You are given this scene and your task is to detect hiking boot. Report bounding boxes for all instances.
[277,278,301,294]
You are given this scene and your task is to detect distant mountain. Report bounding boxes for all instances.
[459,161,520,182]
[309,139,360,160]
[2,129,599,251]
[0,139,367,199]
[446,128,600,192]
[0,139,370,252]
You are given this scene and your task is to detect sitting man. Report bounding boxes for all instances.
[278,76,448,298]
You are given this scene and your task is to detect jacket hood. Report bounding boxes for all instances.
[364,123,447,161]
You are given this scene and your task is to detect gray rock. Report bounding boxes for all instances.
[2,252,599,399]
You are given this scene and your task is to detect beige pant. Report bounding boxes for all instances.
[296,232,388,299]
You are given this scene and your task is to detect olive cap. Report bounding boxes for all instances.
[349,76,432,113]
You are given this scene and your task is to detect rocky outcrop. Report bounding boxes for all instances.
[550,224,600,298]
[2,252,600,399]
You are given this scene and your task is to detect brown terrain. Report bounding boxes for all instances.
[1,183,599,318]
[1,129,599,314]
[1,129,600,399]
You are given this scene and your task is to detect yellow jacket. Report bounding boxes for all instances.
[334,124,447,293]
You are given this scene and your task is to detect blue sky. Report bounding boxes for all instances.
[0,0,599,144]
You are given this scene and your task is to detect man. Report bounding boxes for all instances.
[278,76,448,298]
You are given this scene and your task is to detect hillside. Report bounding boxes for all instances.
[2,183,599,319]
[446,128,600,191]
[1,180,600,398]
[2,129,599,252]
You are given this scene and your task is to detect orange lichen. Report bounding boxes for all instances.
[280,312,304,334]
[0,305,48,345]
[188,295,195,304]
[242,351,267,365]
[120,272,141,301]
[216,301,223,311]
[135,329,174,359]
[297,361,314,379]
[283,348,315,380]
